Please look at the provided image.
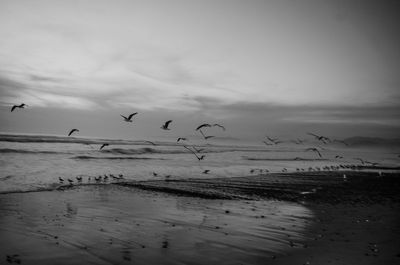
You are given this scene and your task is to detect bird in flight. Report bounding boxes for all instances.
[68,129,79,136]
[183,146,206,161]
[120,112,138,122]
[199,129,215,140]
[305,147,322,158]
[196,123,212,131]
[161,120,172,130]
[100,143,109,150]
[11,103,27,112]
[212,124,226,131]
[307,133,330,144]
[177,137,187,142]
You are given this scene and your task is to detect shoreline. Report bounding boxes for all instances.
[1,171,399,264]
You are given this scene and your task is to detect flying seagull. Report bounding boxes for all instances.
[183,145,205,161]
[68,129,79,136]
[212,124,225,131]
[199,129,215,140]
[144,140,156,146]
[100,143,109,150]
[120,112,138,122]
[196,123,212,131]
[161,120,172,130]
[305,147,322,158]
[177,137,187,142]
[307,132,330,144]
[11,103,27,112]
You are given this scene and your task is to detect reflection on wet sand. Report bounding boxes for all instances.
[0,185,312,265]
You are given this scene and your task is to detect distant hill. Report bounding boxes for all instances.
[343,136,400,147]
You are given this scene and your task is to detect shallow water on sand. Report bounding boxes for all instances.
[0,185,313,265]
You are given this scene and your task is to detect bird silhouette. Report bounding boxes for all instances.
[183,146,206,161]
[68,129,79,136]
[100,143,109,150]
[199,129,214,140]
[202,169,210,174]
[144,140,156,146]
[120,112,138,122]
[212,124,225,131]
[196,123,211,131]
[307,133,330,144]
[305,147,322,158]
[11,103,27,112]
[161,120,172,130]
[177,137,187,142]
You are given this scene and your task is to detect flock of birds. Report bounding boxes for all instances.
[10,102,383,185]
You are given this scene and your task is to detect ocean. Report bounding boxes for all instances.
[1,133,398,194]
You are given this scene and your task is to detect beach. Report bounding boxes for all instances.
[1,171,399,265]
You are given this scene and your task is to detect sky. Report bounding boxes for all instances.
[0,0,399,141]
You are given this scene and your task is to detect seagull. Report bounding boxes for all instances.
[212,124,226,131]
[199,129,215,140]
[11,103,27,112]
[307,132,330,144]
[202,169,210,174]
[177,137,187,142]
[161,120,172,130]
[120,112,138,122]
[192,146,205,153]
[305,147,322,158]
[196,123,211,131]
[144,140,156,146]
[67,179,74,184]
[100,143,109,150]
[68,129,79,136]
[58,177,64,182]
[183,145,205,161]
[76,176,82,182]
[152,172,158,177]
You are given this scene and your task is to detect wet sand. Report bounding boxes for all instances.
[1,171,400,264]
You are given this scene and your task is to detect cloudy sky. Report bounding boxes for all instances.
[0,0,399,141]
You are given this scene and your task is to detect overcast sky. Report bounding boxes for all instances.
[0,0,399,141]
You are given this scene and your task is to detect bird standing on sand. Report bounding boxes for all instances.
[161,120,172,130]
[68,129,79,136]
[120,112,138,122]
[305,147,322,158]
[11,103,27,112]
[100,143,109,150]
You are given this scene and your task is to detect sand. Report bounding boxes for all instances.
[1,171,400,264]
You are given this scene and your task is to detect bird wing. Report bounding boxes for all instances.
[165,120,172,127]
[128,112,138,119]
[213,124,225,130]
[196,124,211,130]
[315,149,322,157]
[307,132,319,138]
[68,129,78,136]
[145,141,156,145]
[100,144,108,150]
[11,105,17,112]
[120,114,128,120]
